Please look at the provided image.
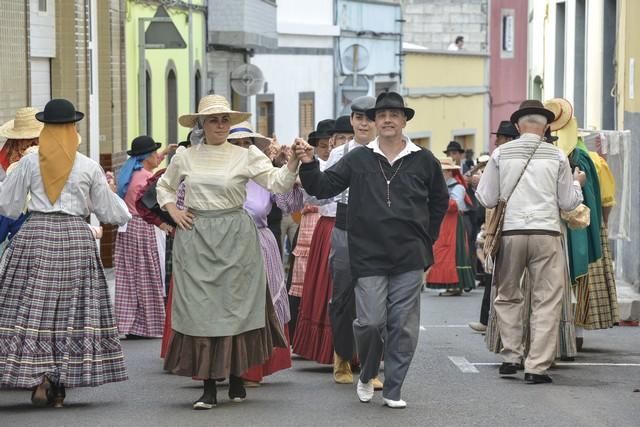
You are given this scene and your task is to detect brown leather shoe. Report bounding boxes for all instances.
[372,377,384,390]
[333,352,353,384]
[30,377,51,407]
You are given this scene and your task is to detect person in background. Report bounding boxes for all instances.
[448,35,464,51]
[444,140,465,166]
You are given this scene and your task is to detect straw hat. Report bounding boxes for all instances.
[0,107,43,140]
[227,121,271,146]
[544,98,573,131]
[439,158,460,171]
[477,154,491,164]
[178,95,251,128]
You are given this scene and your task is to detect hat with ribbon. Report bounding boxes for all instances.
[443,140,465,154]
[178,95,251,128]
[439,157,461,171]
[491,120,519,138]
[35,99,84,124]
[331,115,354,134]
[543,98,573,132]
[127,135,162,156]
[365,91,415,121]
[228,121,271,146]
[510,99,555,125]
[308,119,335,146]
[0,107,44,140]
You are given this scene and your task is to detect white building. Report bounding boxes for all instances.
[249,0,338,144]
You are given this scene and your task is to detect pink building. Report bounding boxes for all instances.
[489,0,528,147]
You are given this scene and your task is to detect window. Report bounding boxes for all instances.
[501,9,515,58]
[38,0,47,12]
[412,137,430,149]
[256,94,274,138]
[299,92,315,139]
[167,68,178,144]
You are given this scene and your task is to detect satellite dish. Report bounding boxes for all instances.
[342,44,370,73]
[340,75,369,102]
[230,64,264,96]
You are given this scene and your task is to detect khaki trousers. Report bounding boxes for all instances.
[494,234,565,374]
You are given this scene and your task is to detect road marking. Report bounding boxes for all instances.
[448,356,480,373]
[420,324,468,328]
[471,362,640,367]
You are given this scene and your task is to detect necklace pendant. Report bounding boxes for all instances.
[387,200,391,207]
[386,180,391,185]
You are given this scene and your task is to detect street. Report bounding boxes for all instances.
[1,287,638,427]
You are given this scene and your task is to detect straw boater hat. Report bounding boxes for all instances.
[544,98,573,131]
[227,121,271,146]
[439,158,460,171]
[178,95,251,128]
[0,107,44,141]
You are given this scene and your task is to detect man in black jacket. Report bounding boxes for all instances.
[293,92,449,408]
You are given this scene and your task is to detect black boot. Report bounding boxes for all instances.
[50,383,66,408]
[228,375,247,402]
[193,379,217,410]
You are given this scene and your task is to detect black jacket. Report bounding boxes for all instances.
[299,145,448,278]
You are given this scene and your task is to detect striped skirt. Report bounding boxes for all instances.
[114,216,165,337]
[290,211,321,297]
[574,226,619,329]
[0,213,127,389]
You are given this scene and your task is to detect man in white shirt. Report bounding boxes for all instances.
[476,100,585,384]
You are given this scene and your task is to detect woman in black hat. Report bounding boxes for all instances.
[0,98,131,407]
[114,136,176,340]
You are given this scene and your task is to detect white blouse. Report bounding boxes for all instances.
[0,152,131,225]
[157,142,297,211]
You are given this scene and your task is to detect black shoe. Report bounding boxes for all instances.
[524,373,553,384]
[193,379,217,410]
[499,362,520,376]
[228,375,247,402]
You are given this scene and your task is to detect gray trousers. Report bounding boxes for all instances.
[354,270,423,400]
[329,228,356,360]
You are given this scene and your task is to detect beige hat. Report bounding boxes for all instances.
[439,158,460,171]
[178,95,251,128]
[477,154,491,164]
[544,98,573,132]
[227,121,271,146]
[0,107,44,140]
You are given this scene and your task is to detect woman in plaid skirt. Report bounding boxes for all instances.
[0,99,131,407]
[114,136,175,338]
[157,95,300,410]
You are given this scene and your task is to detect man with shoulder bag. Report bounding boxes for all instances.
[475,100,585,384]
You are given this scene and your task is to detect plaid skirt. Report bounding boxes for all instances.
[115,216,165,337]
[574,226,619,329]
[0,213,127,389]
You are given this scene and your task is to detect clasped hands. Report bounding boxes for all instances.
[292,138,315,164]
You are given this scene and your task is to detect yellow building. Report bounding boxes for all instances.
[124,1,207,147]
[402,43,489,157]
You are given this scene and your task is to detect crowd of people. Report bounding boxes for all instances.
[0,90,620,409]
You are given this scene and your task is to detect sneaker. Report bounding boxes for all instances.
[383,397,407,409]
[356,379,374,403]
[468,322,487,333]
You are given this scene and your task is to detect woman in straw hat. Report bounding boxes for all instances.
[425,158,475,296]
[113,135,174,339]
[0,98,131,407]
[227,121,303,386]
[157,95,300,409]
[0,107,43,256]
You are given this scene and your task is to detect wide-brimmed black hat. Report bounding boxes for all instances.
[35,99,84,124]
[365,91,415,121]
[127,135,162,156]
[491,120,519,138]
[443,140,465,154]
[307,119,335,146]
[331,116,354,134]
[510,99,555,125]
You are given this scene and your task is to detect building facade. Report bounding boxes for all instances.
[403,44,489,155]
[250,0,338,144]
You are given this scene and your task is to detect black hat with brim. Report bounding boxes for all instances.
[510,100,555,125]
[491,120,520,138]
[311,119,335,142]
[365,92,415,121]
[127,135,162,156]
[443,140,465,154]
[35,98,84,124]
[331,116,354,134]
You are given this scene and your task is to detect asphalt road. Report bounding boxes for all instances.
[1,287,638,427]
